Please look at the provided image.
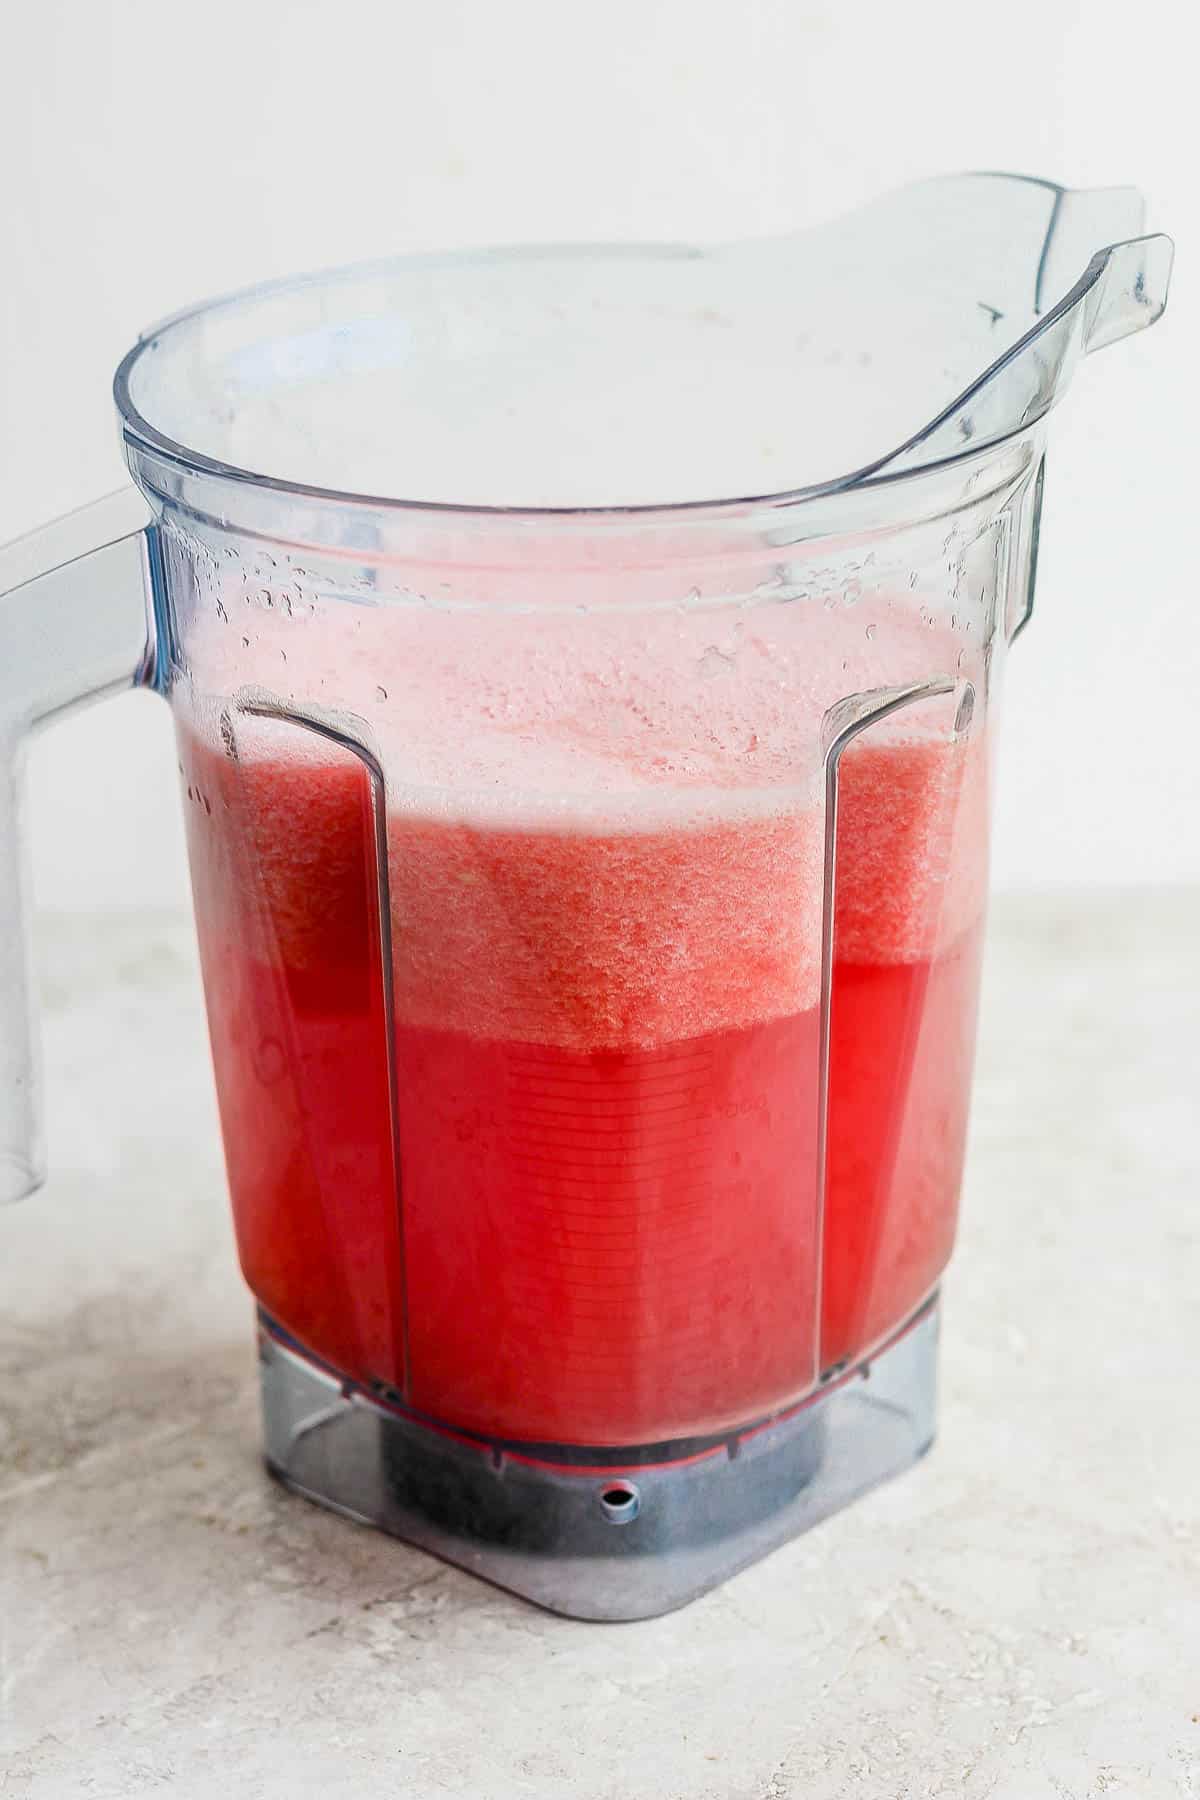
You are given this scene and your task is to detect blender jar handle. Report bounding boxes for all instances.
[0,491,161,1204]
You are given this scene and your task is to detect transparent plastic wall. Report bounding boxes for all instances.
[154,436,1035,1452]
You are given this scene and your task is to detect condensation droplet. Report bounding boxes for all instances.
[215,599,228,623]
[865,623,877,641]
[375,684,388,702]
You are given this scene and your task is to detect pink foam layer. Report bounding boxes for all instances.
[179,586,989,1045]
[384,812,824,1046]
[836,732,989,965]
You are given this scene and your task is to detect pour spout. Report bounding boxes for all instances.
[853,175,1175,483]
[1081,232,1173,353]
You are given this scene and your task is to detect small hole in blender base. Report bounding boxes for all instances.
[598,1482,641,1523]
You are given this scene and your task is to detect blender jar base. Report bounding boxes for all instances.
[258,1297,939,1622]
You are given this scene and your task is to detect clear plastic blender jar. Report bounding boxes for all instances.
[0,174,1172,1618]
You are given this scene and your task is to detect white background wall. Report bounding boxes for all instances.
[2,0,1194,912]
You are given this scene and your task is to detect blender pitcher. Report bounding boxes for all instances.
[0,175,1172,1621]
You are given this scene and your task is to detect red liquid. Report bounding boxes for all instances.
[394,1014,818,1444]
[179,719,984,1446]
[822,928,982,1372]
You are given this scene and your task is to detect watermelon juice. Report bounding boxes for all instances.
[176,599,987,1447]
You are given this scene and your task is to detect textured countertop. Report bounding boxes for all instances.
[2,893,1197,1799]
